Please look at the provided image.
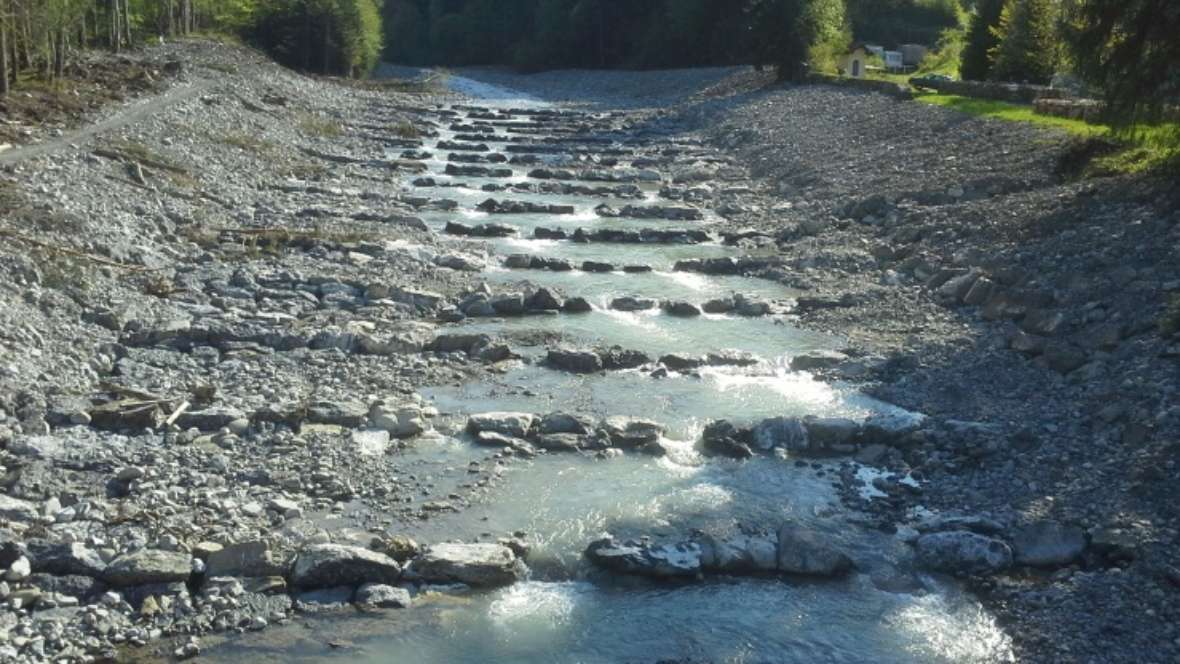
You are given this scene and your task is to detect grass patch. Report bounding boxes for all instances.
[391,121,420,139]
[298,114,343,138]
[915,93,1180,176]
[216,131,275,153]
[916,93,1107,136]
[106,139,187,172]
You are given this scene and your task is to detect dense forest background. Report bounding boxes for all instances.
[0,1,1176,127]
[380,0,963,70]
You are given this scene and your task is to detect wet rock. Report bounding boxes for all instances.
[536,433,583,451]
[356,583,411,609]
[702,297,735,314]
[601,417,664,448]
[370,403,428,438]
[563,297,593,313]
[585,537,702,578]
[623,265,653,273]
[540,412,594,435]
[664,301,702,317]
[751,417,809,452]
[409,543,524,587]
[804,417,861,451]
[490,293,526,316]
[535,227,568,240]
[430,333,492,354]
[674,257,739,275]
[660,353,704,372]
[610,296,657,312]
[600,346,652,370]
[776,523,853,577]
[789,351,850,372]
[103,550,193,587]
[434,253,485,272]
[291,544,401,589]
[295,586,355,612]
[526,288,563,311]
[915,531,1012,576]
[582,261,615,273]
[700,420,753,459]
[467,412,537,439]
[504,254,533,269]
[697,534,779,573]
[733,294,771,317]
[1011,522,1087,567]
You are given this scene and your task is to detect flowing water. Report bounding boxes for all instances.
[210,80,1013,663]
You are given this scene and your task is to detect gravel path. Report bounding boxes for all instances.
[0,81,213,166]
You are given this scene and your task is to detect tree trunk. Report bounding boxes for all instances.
[54,28,65,79]
[111,0,120,52]
[1,4,8,97]
[121,0,132,48]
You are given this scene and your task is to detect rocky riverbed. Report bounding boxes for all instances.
[0,40,1177,664]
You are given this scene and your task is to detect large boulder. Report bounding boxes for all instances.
[585,537,701,578]
[409,543,524,587]
[751,417,808,452]
[776,523,853,577]
[1011,522,1087,567]
[803,417,860,451]
[103,550,193,587]
[697,534,778,574]
[291,544,401,589]
[600,417,664,449]
[0,495,40,523]
[356,583,412,609]
[610,297,657,312]
[466,412,537,439]
[27,542,107,578]
[700,420,753,459]
[205,541,286,578]
[547,348,603,374]
[915,531,1012,576]
[540,412,593,435]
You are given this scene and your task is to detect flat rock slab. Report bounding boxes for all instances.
[291,544,401,589]
[466,412,537,439]
[410,543,524,587]
[776,523,853,577]
[585,537,702,578]
[356,583,412,608]
[916,531,1012,576]
[103,550,193,587]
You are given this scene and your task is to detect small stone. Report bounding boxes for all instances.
[5,556,31,582]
